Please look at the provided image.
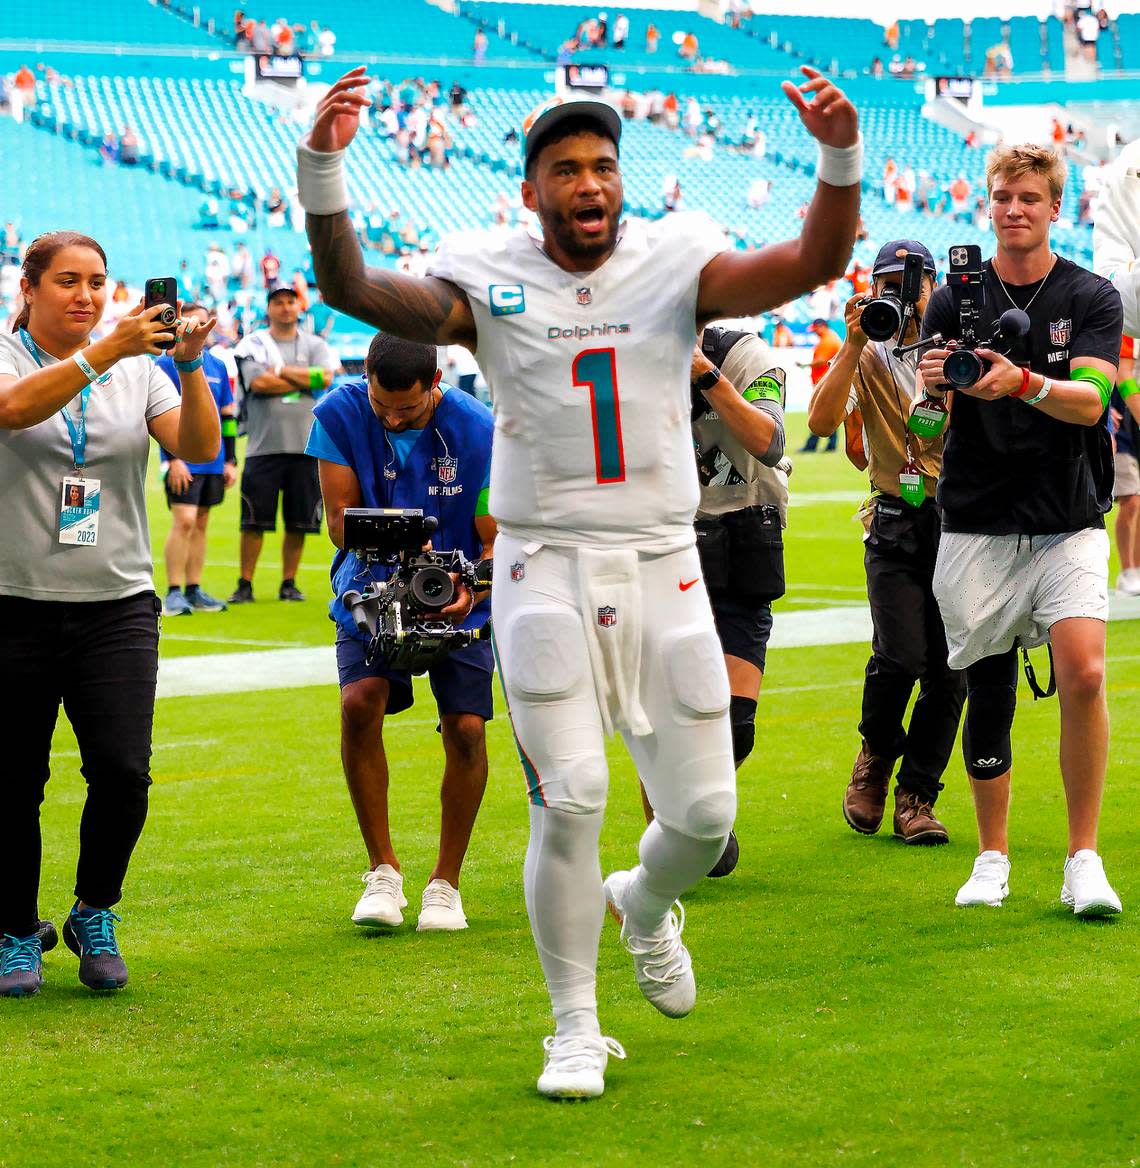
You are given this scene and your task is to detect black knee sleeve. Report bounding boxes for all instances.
[730,695,757,767]
[962,649,1018,780]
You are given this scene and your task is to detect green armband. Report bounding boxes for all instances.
[1119,378,1139,400]
[475,486,490,518]
[308,367,325,391]
[1072,366,1113,410]
[221,417,238,437]
[742,374,784,405]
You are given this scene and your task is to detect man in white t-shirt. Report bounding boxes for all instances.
[297,65,862,1099]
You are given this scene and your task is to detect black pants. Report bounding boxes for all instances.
[860,499,965,804]
[0,591,159,937]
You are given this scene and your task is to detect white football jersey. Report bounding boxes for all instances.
[427,212,728,550]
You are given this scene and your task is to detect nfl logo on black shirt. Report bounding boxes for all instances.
[597,605,617,628]
[1050,318,1072,346]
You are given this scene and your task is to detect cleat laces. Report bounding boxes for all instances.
[619,902,688,985]
[421,882,458,912]
[361,868,401,899]
[75,910,122,956]
[2,935,42,974]
[543,1034,627,1072]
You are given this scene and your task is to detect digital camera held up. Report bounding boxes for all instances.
[860,251,926,346]
[341,508,492,675]
[938,244,1029,388]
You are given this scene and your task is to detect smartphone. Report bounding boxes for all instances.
[143,277,179,351]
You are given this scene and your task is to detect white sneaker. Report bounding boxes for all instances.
[1061,850,1122,917]
[603,868,696,1018]
[536,1033,626,1100]
[351,864,407,928]
[1115,569,1140,596]
[417,878,468,931]
[955,851,1011,907]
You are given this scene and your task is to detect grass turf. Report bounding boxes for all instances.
[3,418,1136,1167]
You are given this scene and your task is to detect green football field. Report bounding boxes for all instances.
[5,418,1137,1168]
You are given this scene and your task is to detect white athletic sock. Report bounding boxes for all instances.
[622,820,729,935]
[523,804,605,1038]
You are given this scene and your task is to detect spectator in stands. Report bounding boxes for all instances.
[251,21,272,54]
[99,133,119,166]
[306,289,335,342]
[227,187,253,234]
[266,188,289,226]
[950,174,972,220]
[427,114,452,169]
[118,126,139,167]
[1077,8,1100,61]
[229,283,335,604]
[205,244,229,304]
[596,12,609,45]
[846,262,871,296]
[679,31,699,62]
[231,242,254,291]
[319,26,336,57]
[663,91,679,130]
[306,333,494,935]
[473,27,488,64]
[646,22,659,53]
[260,249,281,289]
[895,164,916,210]
[663,175,682,213]
[770,316,793,348]
[882,157,898,205]
[0,230,219,998]
[683,95,701,136]
[871,56,884,78]
[798,319,842,452]
[275,21,296,57]
[2,221,22,265]
[747,177,771,209]
[157,303,238,617]
[197,197,220,231]
[613,13,629,49]
[884,21,899,50]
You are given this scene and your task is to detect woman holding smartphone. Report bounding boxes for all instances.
[0,231,219,997]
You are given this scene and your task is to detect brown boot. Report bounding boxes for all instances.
[892,786,950,845]
[842,741,892,834]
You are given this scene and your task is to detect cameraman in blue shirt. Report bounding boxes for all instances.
[306,332,495,934]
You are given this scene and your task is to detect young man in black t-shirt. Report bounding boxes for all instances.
[916,144,1124,917]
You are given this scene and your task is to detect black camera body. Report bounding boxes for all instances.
[861,251,926,345]
[943,245,991,387]
[143,276,179,351]
[341,508,492,675]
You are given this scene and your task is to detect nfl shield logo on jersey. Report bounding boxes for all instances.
[1050,318,1072,346]
[437,456,458,484]
[576,286,592,306]
[510,561,526,582]
[597,605,617,628]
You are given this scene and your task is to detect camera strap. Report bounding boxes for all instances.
[1020,642,1056,701]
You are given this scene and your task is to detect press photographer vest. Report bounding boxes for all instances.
[921,258,1121,535]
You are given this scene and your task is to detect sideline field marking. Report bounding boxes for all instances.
[162,633,314,648]
[55,736,220,759]
[155,596,1140,699]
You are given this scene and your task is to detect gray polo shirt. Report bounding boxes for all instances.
[238,329,334,457]
[0,331,180,601]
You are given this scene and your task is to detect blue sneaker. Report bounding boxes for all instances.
[186,587,227,612]
[63,905,128,991]
[163,589,193,617]
[1,934,44,998]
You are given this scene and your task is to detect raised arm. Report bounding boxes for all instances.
[299,68,477,349]
[697,68,861,323]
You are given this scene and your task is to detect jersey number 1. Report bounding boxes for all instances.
[572,347,626,484]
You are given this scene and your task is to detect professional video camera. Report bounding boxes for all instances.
[860,251,926,346]
[341,508,493,675]
[899,244,1030,387]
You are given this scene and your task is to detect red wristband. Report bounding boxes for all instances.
[1012,366,1032,399]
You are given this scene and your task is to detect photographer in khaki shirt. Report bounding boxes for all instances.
[808,239,964,846]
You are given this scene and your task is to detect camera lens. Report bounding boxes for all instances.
[950,247,967,266]
[944,349,984,388]
[410,565,454,612]
[860,296,903,343]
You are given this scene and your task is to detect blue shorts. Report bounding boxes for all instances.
[335,633,495,720]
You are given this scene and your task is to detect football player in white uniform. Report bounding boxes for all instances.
[298,66,861,1099]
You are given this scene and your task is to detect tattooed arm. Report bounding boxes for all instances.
[307,210,477,348]
[299,67,477,349]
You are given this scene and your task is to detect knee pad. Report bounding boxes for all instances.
[502,606,588,704]
[660,626,730,722]
[962,649,1018,780]
[730,695,757,766]
[683,788,737,840]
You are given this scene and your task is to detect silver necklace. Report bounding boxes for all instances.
[993,252,1056,313]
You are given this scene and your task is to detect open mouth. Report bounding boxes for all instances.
[575,206,607,234]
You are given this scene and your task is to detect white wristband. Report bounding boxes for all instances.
[1024,376,1052,406]
[817,134,863,187]
[296,136,350,216]
[72,351,99,382]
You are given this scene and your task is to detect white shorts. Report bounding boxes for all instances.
[491,532,736,839]
[932,528,1110,670]
[1113,451,1140,499]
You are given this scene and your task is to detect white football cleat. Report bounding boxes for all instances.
[1061,851,1122,917]
[352,864,407,928]
[417,878,468,932]
[603,868,696,1018]
[955,851,1011,907]
[537,1033,626,1100]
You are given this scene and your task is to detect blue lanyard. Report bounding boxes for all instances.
[19,327,97,469]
